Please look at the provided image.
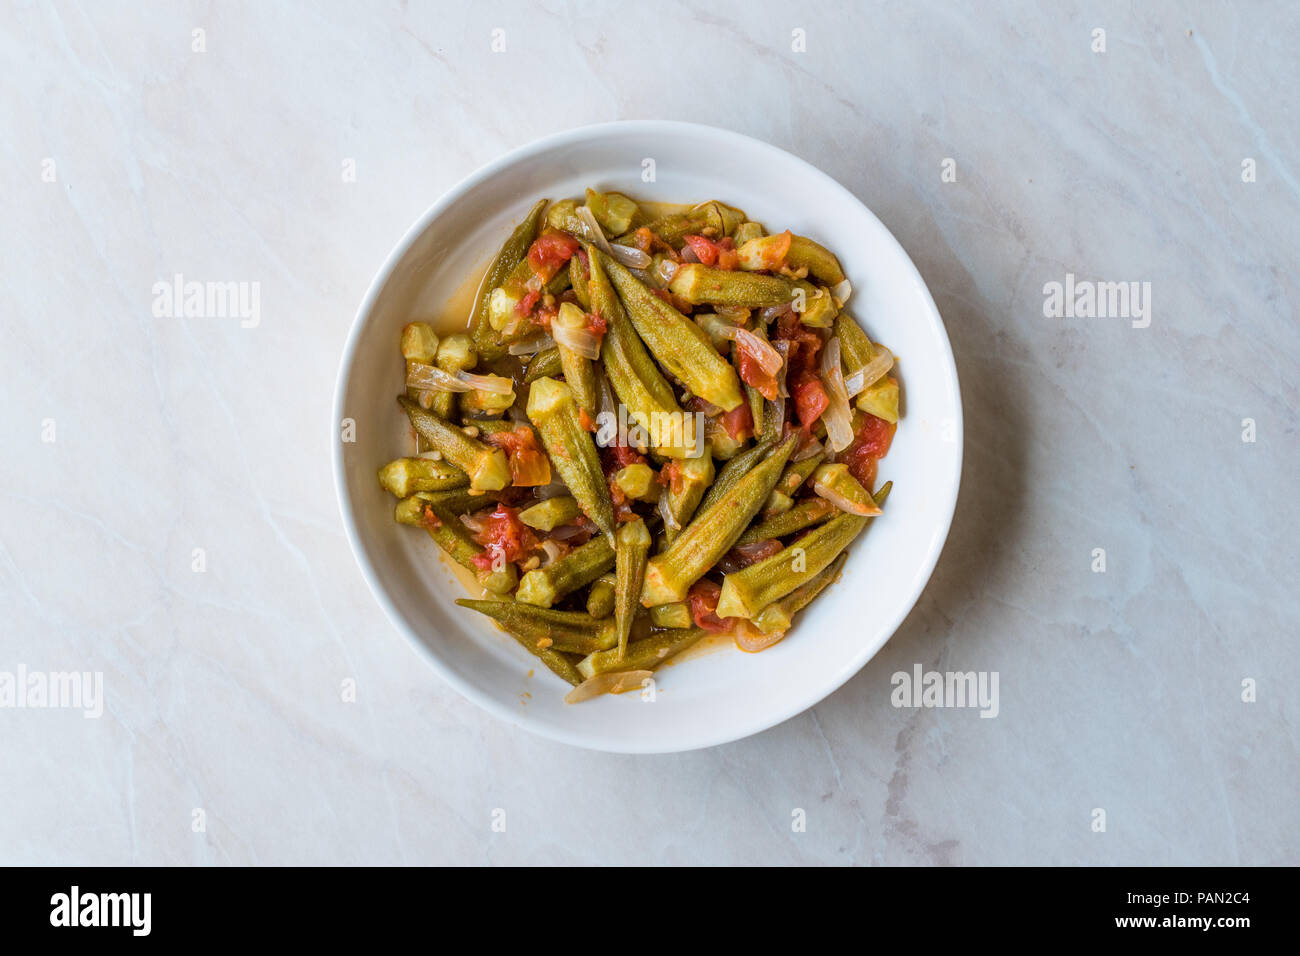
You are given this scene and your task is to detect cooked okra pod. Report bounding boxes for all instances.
[471,199,547,361]
[397,498,516,594]
[648,602,693,629]
[576,627,708,679]
[378,457,469,497]
[518,495,582,532]
[586,573,616,619]
[526,377,616,539]
[516,534,615,608]
[736,496,837,546]
[669,264,797,308]
[715,483,890,619]
[640,434,797,606]
[601,252,744,413]
[457,599,617,655]
[398,395,511,492]
[524,345,564,384]
[753,553,847,636]
[697,440,771,514]
[614,517,652,658]
[660,454,714,545]
[553,302,600,416]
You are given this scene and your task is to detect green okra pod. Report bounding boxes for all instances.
[785,236,846,286]
[697,439,771,514]
[518,495,582,532]
[586,573,616,619]
[456,599,617,655]
[396,499,516,594]
[753,553,847,636]
[523,345,564,384]
[576,627,708,679]
[601,252,745,413]
[763,452,824,516]
[585,188,642,235]
[398,395,511,492]
[526,377,616,540]
[660,454,714,545]
[471,198,547,361]
[378,457,468,498]
[614,517,652,658]
[569,252,592,309]
[715,483,890,619]
[640,434,798,606]
[736,496,837,546]
[553,302,600,416]
[648,603,693,629]
[668,264,797,308]
[515,533,615,608]
[394,490,495,523]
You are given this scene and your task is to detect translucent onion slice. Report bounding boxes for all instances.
[830,277,852,307]
[714,324,783,376]
[657,487,681,531]
[609,245,652,269]
[843,344,894,398]
[406,362,472,392]
[539,539,566,567]
[759,302,794,322]
[812,475,882,516]
[553,316,603,361]
[679,243,700,263]
[714,305,752,323]
[564,669,655,704]
[655,257,679,284]
[819,337,855,451]
[768,394,786,432]
[459,510,490,534]
[508,334,555,356]
[458,371,514,395]
[733,620,785,653]
[773,340,791,397]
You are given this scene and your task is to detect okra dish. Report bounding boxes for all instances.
[379,190,899,702]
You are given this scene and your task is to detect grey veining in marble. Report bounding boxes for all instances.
[1,0,1296,864]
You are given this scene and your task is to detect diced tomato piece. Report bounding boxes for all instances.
[683,234,720,266]
[736,347,779,401]
[790,371,829,430]
[470,504,537,570]
[841,413,896,489]
[719,402,753,441]
[658,458,685,496]
[715,236,739,270]
[586,311,607,335]
[516,288,542,317]
[578,407,597,433]
[687,579,740,634]
[527,232,580,280]
[483,426,551,487]
[602,440,646,472]
[419,504,442,530]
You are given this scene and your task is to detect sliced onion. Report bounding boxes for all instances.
[812,475,881,516]
[575,205,611,249]
[760,303,794,322]
[768,394,786,432]
[819,337,855,451]
[564,669,655,703]
[791,434,824,462]
[549,520,591,541]
[609,245,652,269]
[714,305,752,323]
[843,344,894,398]
[539,539,566,567]
[679,243,700,263]
[733,620,785,653]
[459,511,490,534]
[773,340,791,397]
[552,316,601,360]
[458,371,514,395]
[655,257,679,284]
[657,488,680,531]
[830,278,852,307]
[714,324,783,376]
[406,362,472,392]
[508,333,555,356]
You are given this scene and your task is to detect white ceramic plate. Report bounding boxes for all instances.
[333,121,962,753]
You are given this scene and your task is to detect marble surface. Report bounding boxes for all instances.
[2,0,1297,865]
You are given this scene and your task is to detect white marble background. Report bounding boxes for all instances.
[2,0,1296,865]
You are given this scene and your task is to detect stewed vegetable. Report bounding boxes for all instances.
[379,191,899,701]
